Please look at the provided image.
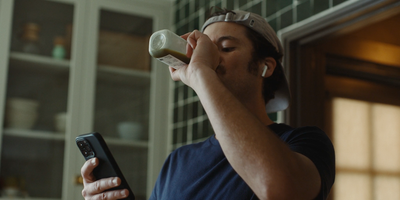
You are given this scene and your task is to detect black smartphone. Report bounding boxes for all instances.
[76,132,135,200]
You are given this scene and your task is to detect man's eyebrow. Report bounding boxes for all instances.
[216,36,240,44]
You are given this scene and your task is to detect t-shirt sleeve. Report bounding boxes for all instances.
[281,126,335,200]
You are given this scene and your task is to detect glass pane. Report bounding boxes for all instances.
[332,97,400,200]
[9,0,73,59]
[332,97,370,169]
[372,103,400,171]
[374,175,400,200]
[0,0,74,198]
[334,172,372,200]
[1,137,64,198]
[93,9,152,200]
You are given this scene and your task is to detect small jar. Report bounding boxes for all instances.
[20,23,41,54]
[52,36,66,59]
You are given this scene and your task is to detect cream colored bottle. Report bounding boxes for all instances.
[148,29,190,69]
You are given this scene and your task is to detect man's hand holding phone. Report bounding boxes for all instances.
[81,158,129,200]
[77,132,135,200]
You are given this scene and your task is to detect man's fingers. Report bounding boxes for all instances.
[81,158,98,183]
[186,30,202,50]
[82,188,129,200]
[186,42,193,58]
[82,177,121,196]
[80,158,128,199]
[180,32,191,40]
[169,67,181,81]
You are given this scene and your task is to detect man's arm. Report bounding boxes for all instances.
[194,71,321,199]
[170,30,321,200]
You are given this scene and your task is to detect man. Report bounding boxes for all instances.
[81,9,335,200]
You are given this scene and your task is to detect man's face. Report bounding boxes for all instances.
[203,22,264,102]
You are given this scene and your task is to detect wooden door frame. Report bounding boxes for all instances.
[278,1,400,199]
[277,0,400,128]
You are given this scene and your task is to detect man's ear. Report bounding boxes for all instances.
[261,57,276,78]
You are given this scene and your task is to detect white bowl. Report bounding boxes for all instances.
[117,121,143,140]
[6,111,38,129]
[7,98,39,112]
[1,187,22,198]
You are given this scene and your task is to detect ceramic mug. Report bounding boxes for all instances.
[54,112,67,132]
[117,121,143,140]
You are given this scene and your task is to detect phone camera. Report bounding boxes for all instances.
[77,140,95,158]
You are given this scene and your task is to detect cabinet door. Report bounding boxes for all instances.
[82,1,172,199]
[0,0,84,199]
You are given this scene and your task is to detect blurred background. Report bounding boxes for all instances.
[0,0,399,199]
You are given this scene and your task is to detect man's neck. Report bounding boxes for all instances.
[241,98,275,127]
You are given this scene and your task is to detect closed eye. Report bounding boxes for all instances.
[221,47,235,52]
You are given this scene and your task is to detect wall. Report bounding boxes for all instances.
[173,0,349,34]
[170,0,349,150]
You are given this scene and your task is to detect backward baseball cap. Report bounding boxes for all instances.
[201,10,291,114]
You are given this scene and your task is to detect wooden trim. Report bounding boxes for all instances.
[326,54,400,87]
[325,75,400,106]
[289,44,327,129]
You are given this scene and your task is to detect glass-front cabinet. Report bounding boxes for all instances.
[0,0,172,199]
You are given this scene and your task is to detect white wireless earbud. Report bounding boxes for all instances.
[262,65,268,77]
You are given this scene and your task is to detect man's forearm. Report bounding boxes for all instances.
[192,71,321,199]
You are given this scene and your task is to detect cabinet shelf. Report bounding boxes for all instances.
[8,52,151,85]
[0,198,59,200]
[103,136,148,148]
[97,64,151,87]
[3,128,65,141]
[2,129,148,148]
[98,64,150,78]
[9,52,70,71]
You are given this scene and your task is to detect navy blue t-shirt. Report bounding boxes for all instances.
[149,123,335,200]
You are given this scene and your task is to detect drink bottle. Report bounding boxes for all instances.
[148,29,190,69]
